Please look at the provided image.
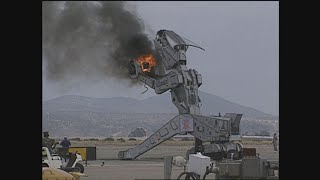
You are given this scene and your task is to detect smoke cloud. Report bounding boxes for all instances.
[42,1,156,83]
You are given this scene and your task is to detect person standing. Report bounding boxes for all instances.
[42,132,56,154]
[59,137,71,161]
[60,137,71,149]
[272,133,278,151]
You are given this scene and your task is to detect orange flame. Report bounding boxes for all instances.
[135,54,157,73]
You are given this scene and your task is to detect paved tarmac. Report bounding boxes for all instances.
[78,144,278,180]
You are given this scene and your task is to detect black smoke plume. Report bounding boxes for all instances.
[42,1,156,83]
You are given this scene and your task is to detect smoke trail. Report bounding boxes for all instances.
[42,1,156,83]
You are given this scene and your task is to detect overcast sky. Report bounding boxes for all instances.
[43,1,279,116]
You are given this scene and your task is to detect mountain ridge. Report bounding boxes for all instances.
[43,91,276,118]
[42,91,278,137]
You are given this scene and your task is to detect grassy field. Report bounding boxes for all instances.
[66,138,278,160]
[68,136,274,146]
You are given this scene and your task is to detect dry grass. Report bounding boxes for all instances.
[241,140,272,145]
[67,138,278,160]
[70,139,194,147]
[69,138,272,147]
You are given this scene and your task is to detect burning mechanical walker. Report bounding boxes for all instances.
[118,29,279,179]
[118,30,243,161]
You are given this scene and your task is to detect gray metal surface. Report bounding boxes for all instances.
[216,160,242,177]
[164,156,173,179]
[241,157,266,178]
[189,114,231,142]
[119,114,194,159]
[224,113,242,135]
[118,113,242,159]
[213,157,278,179]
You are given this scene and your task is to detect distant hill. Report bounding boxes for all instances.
[42,91,278,138]
[43,91,275,118]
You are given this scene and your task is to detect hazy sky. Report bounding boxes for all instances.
[43,1,279,116]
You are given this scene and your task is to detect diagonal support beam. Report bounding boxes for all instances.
[118,113,242,160]
[118,114,194,160]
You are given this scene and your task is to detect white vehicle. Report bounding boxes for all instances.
[42,146,84,173]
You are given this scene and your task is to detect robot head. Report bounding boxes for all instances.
[154,30,204,70]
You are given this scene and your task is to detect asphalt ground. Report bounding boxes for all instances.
[79,144,279,180]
